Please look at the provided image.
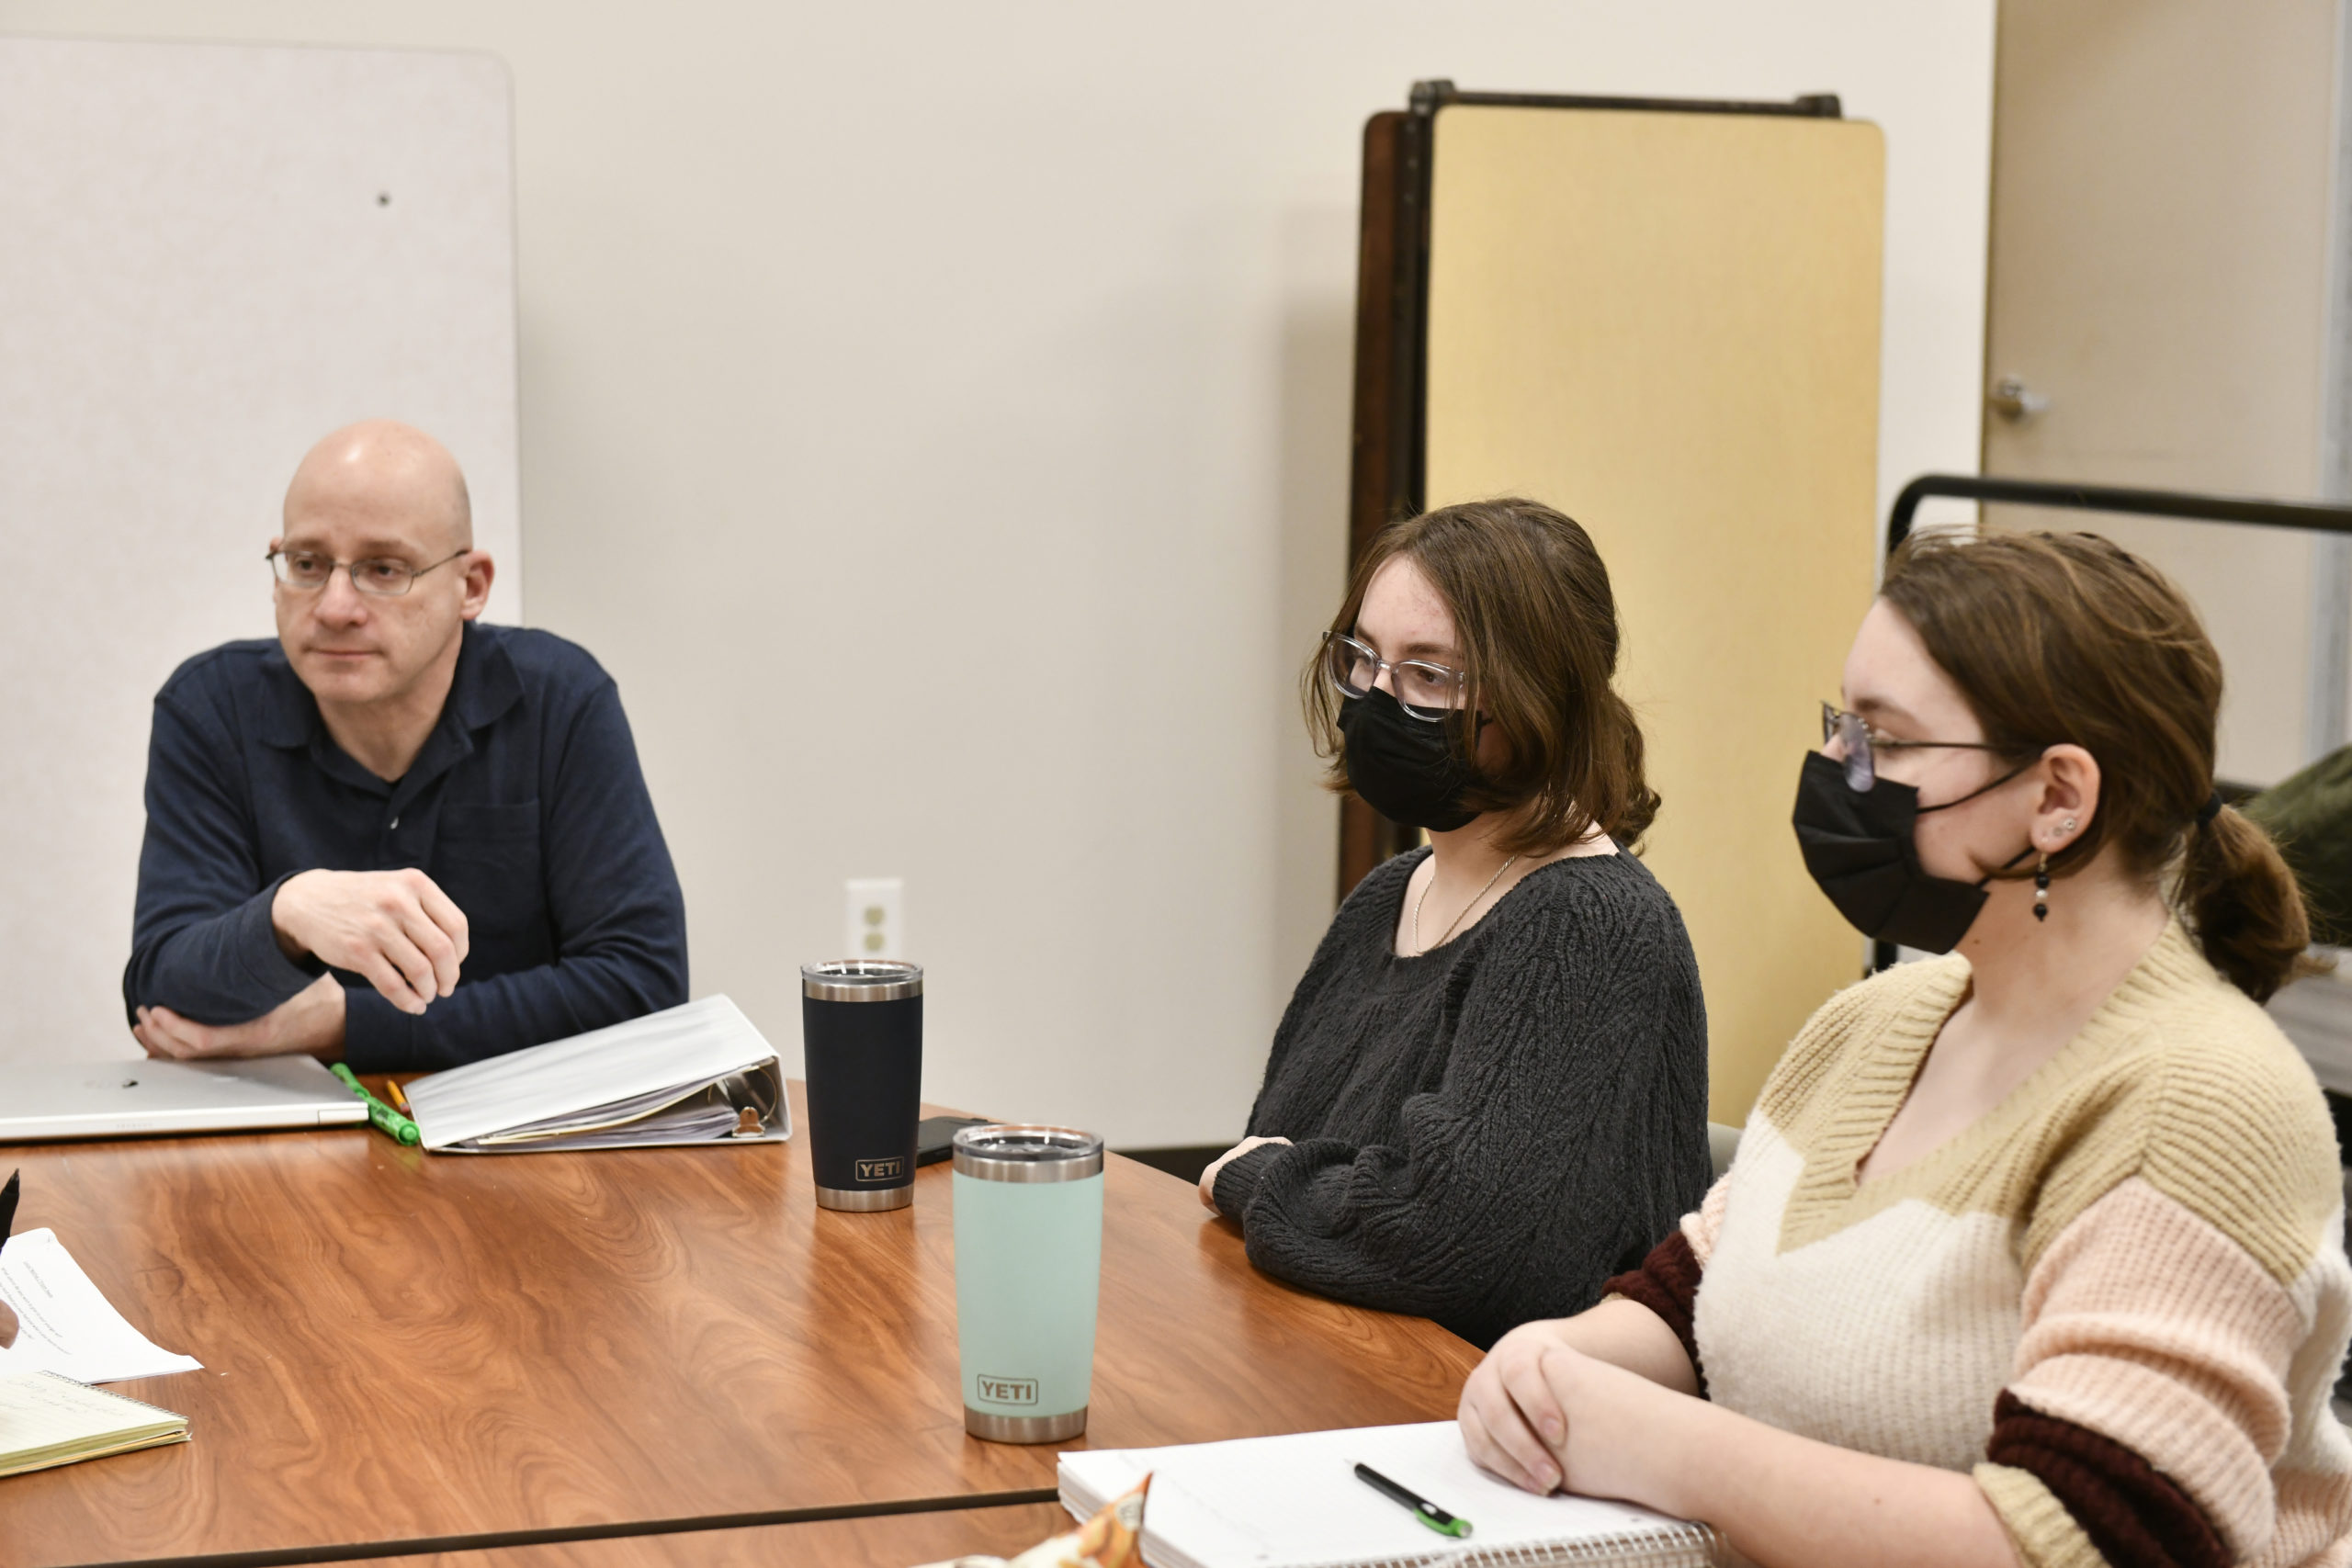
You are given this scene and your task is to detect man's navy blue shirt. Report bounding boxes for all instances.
[123,622,688,1072]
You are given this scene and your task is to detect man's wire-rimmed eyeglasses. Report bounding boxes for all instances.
[267,547,469,598]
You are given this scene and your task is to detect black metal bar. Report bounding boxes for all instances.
[1887,473,2352,556]
[90,1489,1067,1568]
[1412,80,1841,118]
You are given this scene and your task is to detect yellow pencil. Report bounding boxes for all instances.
[381,1078,413,1115]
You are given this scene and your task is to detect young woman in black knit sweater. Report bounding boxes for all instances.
[1196,498,1712,1348]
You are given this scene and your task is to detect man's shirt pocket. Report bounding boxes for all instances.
[432,801,548,963]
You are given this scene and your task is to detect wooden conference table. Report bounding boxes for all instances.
[1,1080,1481,1567]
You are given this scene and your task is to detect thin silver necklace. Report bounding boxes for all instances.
[1412,852,1520,954]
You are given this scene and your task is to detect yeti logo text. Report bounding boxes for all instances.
[978,1375,1037,1405]
[854,1157,904,1182]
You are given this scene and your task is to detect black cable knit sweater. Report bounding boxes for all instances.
[1212,847,1711,1349]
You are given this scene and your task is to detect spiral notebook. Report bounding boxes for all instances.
[0,1371,188,1477]
[1057,1421,1719,1568]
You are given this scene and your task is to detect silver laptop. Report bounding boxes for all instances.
[0,1057,368,1142]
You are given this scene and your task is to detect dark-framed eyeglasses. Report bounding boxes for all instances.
[1323,631,1467,722]
[1821,701,2016,792]
[267,547,469,598]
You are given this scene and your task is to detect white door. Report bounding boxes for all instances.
[1982,0,2347,788]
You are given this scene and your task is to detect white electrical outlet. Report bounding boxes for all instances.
[845,877,904,961]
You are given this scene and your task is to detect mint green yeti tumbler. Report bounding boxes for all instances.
[951,1124,1104,1442]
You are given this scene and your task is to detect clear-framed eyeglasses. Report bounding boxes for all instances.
[1323,631,1468,722]
[267,547,469,598]
[1821,701,2014,793]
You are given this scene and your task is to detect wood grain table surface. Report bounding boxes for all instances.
[336,1503,1075,1568]
[0,1079,1478,1567]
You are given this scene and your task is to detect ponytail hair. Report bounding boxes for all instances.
[2181,804,2315,1003]
[1883,529,2315,1002]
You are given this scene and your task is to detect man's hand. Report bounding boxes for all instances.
[1197,1135,1291,1213]
[0,1298,16,1348]
[272,869,468,1014]
[135,973,346,1062]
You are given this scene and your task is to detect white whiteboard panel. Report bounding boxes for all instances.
[0,38,519,1061]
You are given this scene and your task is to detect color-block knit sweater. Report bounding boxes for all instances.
[1608,922,2352,1568]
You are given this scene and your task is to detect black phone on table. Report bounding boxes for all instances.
[916,1115,989,1166]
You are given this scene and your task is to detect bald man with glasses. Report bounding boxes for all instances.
[123,420,686,1072]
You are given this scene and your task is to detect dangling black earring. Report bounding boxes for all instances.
[2033,853,2051,922]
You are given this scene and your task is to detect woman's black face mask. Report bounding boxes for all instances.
[1791,751,2032,953]
[1338,689,1480,832]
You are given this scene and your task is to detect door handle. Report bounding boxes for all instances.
[1988,375,2051,422]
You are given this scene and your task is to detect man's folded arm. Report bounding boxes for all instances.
[122,693,320,1027]
[341,680,687,1073]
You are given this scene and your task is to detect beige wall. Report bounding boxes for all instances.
[0,1,1996,1143]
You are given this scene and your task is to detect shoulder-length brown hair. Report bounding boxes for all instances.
[1302,497,1660,855]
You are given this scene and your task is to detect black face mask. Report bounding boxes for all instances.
[1791,750,2032,953]
[1338,689,1480,831]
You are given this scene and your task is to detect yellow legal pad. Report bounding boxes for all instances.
[0,1371,188,1477]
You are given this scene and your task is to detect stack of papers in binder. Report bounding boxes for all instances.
[405,996,789,1153]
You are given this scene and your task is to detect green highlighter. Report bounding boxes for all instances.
[330,1064,421,1146]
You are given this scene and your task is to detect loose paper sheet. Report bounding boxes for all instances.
[0,1230,202,1383]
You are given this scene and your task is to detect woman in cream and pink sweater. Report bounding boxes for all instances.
[1462,529,2352,1568]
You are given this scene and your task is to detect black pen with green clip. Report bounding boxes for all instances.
[330,1064,421,1145]
[1353,1461,1473,1539]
